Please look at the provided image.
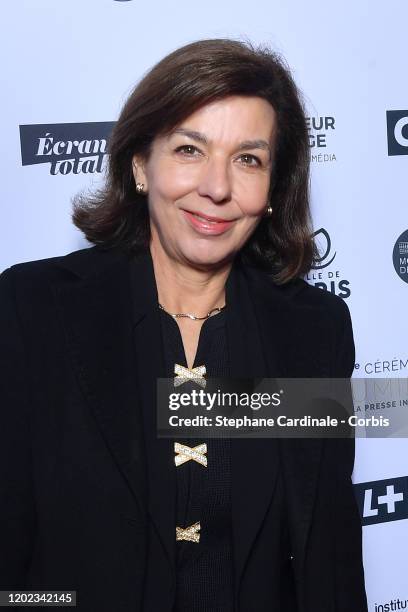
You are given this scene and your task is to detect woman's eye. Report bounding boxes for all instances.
[175,144,200,156]
[238,154,261,167]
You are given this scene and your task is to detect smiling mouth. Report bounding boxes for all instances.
[181,209,237,235]
[183,210,236,223]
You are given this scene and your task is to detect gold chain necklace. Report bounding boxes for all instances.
[158,303,226,321]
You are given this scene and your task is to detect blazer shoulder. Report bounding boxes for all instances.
[248,266,351,322]
[288,278,351,319]
[2,246,88,280]
[280,279,354,348]
[1,245,124,288]
[245,267,355,376]
[282,278,355,376]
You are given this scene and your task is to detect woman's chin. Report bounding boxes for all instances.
[179,244,233,270]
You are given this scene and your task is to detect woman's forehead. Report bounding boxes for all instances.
[167,96,277,145]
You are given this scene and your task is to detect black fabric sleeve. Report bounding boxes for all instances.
[332,298,368,610]
[0,267,36,588]
[333,297,355,378]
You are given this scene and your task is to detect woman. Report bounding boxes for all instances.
[0,39,367,611]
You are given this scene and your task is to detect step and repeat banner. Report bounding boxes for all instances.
[1,1,407,609]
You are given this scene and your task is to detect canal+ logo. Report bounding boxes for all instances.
[19,122,115,176]
[354,476,408,526]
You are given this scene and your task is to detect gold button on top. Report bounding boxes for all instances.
[176,522,201,543]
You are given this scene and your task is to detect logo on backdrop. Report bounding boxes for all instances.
[19,122,115,176]
[354,356,408,375]
[375,598,408,612]
[305,228,351,298]
[393,229,408,284]
[386,110,408,156]
[354,476,408,525]
[306,115,336,163]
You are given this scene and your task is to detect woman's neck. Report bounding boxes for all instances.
[149,241,231,317]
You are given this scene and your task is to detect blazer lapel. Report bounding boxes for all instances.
[248,269,325,580]
[129,250,176,579]
[226,260,280,592]
[227,260,324,596]
[53,247,149,519]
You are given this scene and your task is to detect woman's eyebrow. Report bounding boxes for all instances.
[170,128,208,145]
[169,128,271,158]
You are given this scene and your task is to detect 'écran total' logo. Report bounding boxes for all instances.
[306,227,351,298]
[19,122,115,176]
[306,115,337,164]
[354,476,408,526]
[386,110,408,156]
[393,229,408,284]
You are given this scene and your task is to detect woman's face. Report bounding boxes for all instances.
[133,95,277,270]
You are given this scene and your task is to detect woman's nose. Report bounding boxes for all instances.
[196,157,232,204]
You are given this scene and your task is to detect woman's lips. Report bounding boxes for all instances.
[182,210,236,235]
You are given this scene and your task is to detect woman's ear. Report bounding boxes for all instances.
[131,154,148,191]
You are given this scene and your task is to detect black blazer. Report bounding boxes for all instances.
[0,245,368,612]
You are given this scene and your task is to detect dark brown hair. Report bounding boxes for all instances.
[72,38,316,283]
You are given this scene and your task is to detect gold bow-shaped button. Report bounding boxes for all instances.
[176,521,201,543]
[174,442,207,467]
[174,363,206,388]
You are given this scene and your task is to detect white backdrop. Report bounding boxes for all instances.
[1,1,407,609]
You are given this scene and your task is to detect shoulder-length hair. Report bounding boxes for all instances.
[72,38,316,283]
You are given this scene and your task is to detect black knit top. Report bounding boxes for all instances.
[158,307,235,612]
